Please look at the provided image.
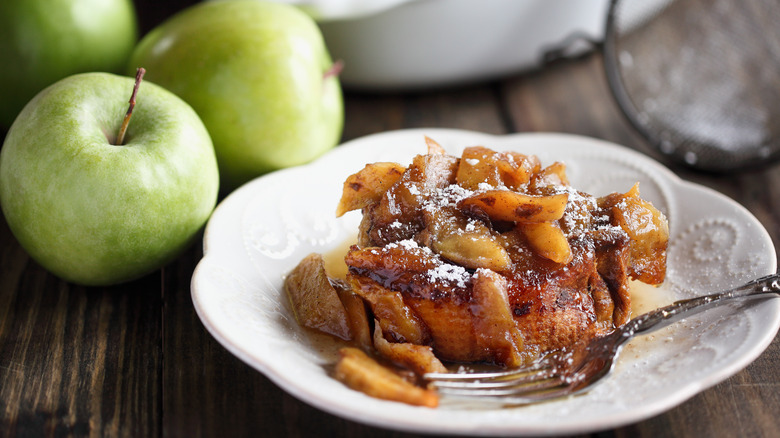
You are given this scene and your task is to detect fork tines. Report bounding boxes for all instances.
[423,359,573,403]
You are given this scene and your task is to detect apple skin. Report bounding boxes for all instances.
[0,72,219,286]
[129,0,344,191]
[0,0,138,128]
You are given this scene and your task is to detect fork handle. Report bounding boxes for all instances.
[628,273,780,336]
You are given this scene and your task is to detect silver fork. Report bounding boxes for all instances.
[424,273,780,404]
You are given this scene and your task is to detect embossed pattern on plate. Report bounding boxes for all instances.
[191,129,778,436]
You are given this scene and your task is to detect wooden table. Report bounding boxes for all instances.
[2,2,779,437]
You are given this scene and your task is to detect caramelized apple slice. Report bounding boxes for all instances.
[456,146,539,191]
[470,269,525,367]
[336,162,406,217]
[334,347,439,407]
[347,274,431,345]
[372,323,448,375]
[419,207,511,271]
[598,183,668,284]
[432,231,511,272]
[458,190,568,223]
[424,136,447,155]
[333,280,372,348]
[284,253,351,340]
[367,153,459,245]
[518,221,573,264]
[495,151,541,190]
[532,161,569,187]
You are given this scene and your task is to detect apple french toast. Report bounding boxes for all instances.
[284,137,668,407]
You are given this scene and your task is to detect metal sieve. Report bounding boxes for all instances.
[602,0,780,171]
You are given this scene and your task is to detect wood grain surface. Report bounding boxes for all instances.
[1,2,778,437]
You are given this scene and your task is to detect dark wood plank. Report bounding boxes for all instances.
[0,217,163,437]
[161,242,293,438]
[342,84,508,140]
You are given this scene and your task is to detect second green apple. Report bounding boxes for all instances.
[130,0,343,191]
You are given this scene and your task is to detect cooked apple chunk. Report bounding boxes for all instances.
[458,189,568,223]
[469,269,525,367]
[372,323,448,376]
[336,162,405,217]
[333,280,372,348]
[532,161,569,187]
[424,135,446,155]
[284,253,351,340]
[518,221,573,265]
[598,183,669,284]
[365,153,459,245]
[418,207,511,272]
[346,270,432,346]
[333,347,439,408]
[456,146,540,191]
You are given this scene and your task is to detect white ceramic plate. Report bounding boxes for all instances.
[191,129,779,436]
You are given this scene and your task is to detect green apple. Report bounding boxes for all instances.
[0,0,138,128]
[129,0,343,191]
[0,72,219,286]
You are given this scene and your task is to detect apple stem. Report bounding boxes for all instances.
[323,60,343,80]
[115,67,146,146]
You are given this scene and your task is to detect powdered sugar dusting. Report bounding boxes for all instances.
[477,182,498,191]
[426,263,471,288]
[422,184,474,212]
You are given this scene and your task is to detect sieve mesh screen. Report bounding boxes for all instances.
[603,0,780,171]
